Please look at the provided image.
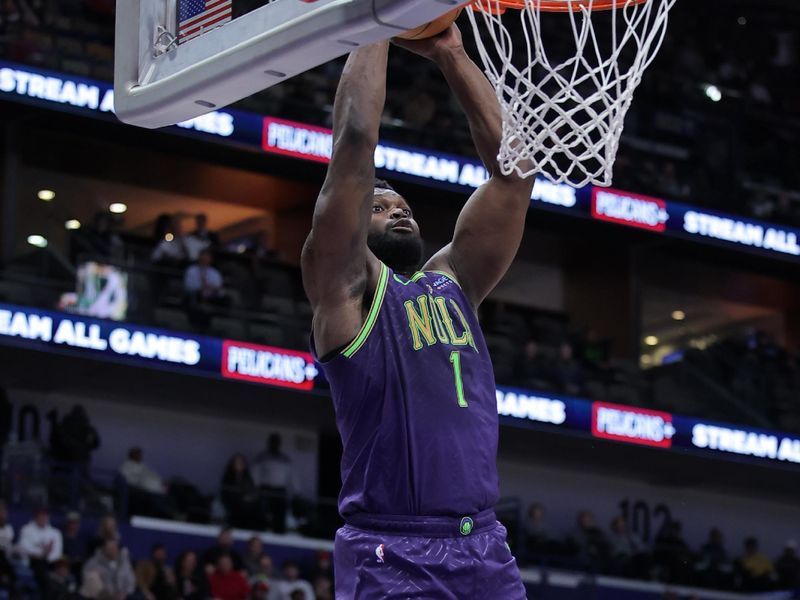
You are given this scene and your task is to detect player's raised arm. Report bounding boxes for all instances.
[301,42,389,356]
[395,27,534,308]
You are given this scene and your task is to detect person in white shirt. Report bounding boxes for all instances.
[81,538,136,600]
[183,249,230,330]
[119,448,175,519]
[184,250,226,300]
[19,508,63,592]
[119,448,165,495]
[151,219,206,266]
[277,561,315,600]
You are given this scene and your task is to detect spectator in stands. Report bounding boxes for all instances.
[148,544,177,600]
[249,580,272,600]
[62,512,90,580]
[220,455,265,531]
[19,507,63,593]
[189,214,220,252]
[248,556,281,600]
[514,341,552,389]
[608,516,647,577]
[252,434,292,534]
[184,248,230,329]
[81,538,136,600]
[241,537,264,577]
[524,502,557,557]
[737,536,775,591]
[553,342,585,396]
[775,540,800,590]
[0,500,15,596]
[91,515,120,556]
[277,561,314,600]
[202,528,244,573]
[569,510,610,569]
[0,0,41,26]
[152,217,204,267]
[653,520,693,584]
[174,551,209,600]
[49,405,101,468]
[694,527,733,589]
[208,555,250,600]
[0,500,14,555]
[310,552,332,584]
[47,558,76,600]
[134,560,158,600]
[313,576,332,600]
[119,447,175,519]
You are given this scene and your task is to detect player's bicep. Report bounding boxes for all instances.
[303,141,375,301]
[436,176,533,307]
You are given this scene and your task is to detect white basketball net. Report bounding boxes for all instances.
[466,0,677,188]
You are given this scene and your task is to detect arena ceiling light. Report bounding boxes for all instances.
[704,84,722,103]
[27,235,47,248]
[671,310,686,321]
[37,189,56,201]
[65,220,81,230]
[109,203,128,214]
[644,335,659,347]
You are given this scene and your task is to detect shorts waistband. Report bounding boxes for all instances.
[344,509,497,538]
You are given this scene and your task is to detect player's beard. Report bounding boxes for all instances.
[367,228,424,275]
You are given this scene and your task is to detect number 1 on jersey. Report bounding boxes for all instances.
[449,351,468,408]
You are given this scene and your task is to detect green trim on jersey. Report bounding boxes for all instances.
[342,263,389,358]
[393,272,426,285]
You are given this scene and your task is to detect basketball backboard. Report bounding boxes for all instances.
[115,0,468,129]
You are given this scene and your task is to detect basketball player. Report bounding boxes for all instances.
[301,25,533,599]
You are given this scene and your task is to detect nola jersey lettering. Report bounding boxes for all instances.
[315,264,500,518]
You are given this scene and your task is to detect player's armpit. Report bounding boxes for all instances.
[426,175,534,309]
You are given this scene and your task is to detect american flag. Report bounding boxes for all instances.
[178,0,233,44]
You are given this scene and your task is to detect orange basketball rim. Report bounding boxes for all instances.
[471,0,648,13]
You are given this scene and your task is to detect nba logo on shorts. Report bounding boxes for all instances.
[375,544,385,563]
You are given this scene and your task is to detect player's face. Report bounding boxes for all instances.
[367,192,424,273]
[369,192,420,238]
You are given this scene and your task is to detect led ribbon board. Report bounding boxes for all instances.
[0,303,318,391]
[0,302,798,468]
[2,61,798,263]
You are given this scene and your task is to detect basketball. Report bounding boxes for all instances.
[397,7,463,40]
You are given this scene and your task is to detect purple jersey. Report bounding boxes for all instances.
[316,263,500,517]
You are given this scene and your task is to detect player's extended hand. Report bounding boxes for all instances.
[392,24,464,62]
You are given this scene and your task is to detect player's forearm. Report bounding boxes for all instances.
[435,47,505,176]
[332,41,390,144]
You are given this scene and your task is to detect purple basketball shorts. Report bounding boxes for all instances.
[333,509,527,599]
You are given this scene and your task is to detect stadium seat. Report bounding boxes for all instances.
[248,322,286,346]
[153,307,191,331]
[210,316,247,340]
[260,296,296,316]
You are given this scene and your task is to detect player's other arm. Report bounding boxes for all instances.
[397,27,534,308]
[301,42,389,357]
